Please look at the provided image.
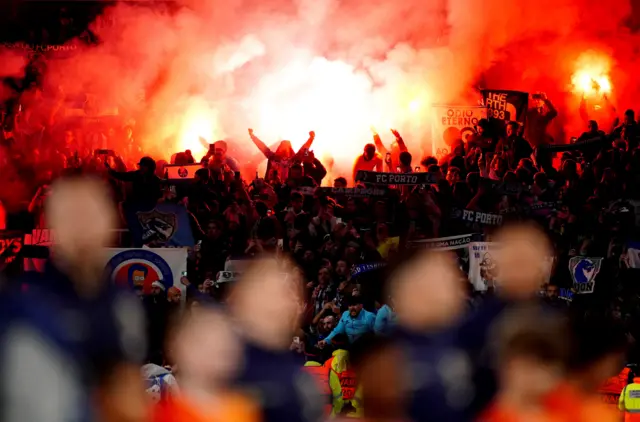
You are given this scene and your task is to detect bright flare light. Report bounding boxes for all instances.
[571,51,612,97]
[246,54,430,162]
[176,102,219,159]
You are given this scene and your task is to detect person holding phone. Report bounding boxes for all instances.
[200,139,240,172]
[371,127,408,172]
[525,92,558,148]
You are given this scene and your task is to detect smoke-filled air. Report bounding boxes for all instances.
[3,0,640,174]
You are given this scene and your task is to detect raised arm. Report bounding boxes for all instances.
[248,129,274,159]
[542,94,558,122]
[107,167,138,182]
[371,127,389,156]
[298,131,316,153]
[390,129,408,152]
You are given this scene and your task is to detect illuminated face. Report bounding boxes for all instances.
[64,130,74,146]
[132,269,146,287]
[506,125,514,137]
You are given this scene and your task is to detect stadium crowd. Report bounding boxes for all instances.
[3,81,640,422]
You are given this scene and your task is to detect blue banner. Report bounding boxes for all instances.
[124,202,195,247]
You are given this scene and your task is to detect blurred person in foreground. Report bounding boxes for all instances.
[545,317,627,422]
[457,222,555,417]
[0,177,147,422]
[228,258,323,422]
[391,250,471,422]
[349,333,407,422]
[478,305,570,422]
[391,223,555,421]
[151,308,259,422]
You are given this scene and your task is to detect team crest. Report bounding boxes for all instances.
[104,249,173,293]
[136,208,177,245]
[177,167,188,178]
[568,257,602,294]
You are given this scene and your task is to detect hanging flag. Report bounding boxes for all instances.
[165,163,203,180]
[103,248,188,295]
[0,230,22,270]
[568,256,603,294]
[431,105,486,157]
[481,89,528,134]
[468,242,500,291]
[469,242,553,291]
[124,202,195,247]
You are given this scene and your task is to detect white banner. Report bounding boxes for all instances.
[431,105,486,160]
[468,242,553,291]
[103,248,188,296]
[165,164,203,180]
[468,242,500,291]
[409,233,475,251]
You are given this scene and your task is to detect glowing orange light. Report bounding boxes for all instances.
[246,55,431,162]
[571,52,612,97]
[175,106,218,160]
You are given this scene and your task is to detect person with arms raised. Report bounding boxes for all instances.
[248,128,315,183]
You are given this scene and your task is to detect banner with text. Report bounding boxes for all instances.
[355,171,438,185]
[409,233,477,251]
[468,242,553,291]
[481,90,528,134]
[0,230,23,270]
[431,105,487,158]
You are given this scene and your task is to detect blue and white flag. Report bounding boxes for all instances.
[351,262,387,277]
[124,202,195,247]
[568,256,603,294]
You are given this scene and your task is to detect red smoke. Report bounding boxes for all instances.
[3,0,640,176]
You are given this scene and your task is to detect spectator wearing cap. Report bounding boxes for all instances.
[201,140,240,172]
[318,295,375,348]
[106,155,162,205]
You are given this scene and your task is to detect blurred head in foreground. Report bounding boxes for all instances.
[228,258,302,350]
[45,176,117,295]
[154,307,260,422]
[350,334,407,422]
[171,307,241,395]
[567,317,628,392]
[493,305,570,408]
[391,250,464,331]
[493,222,552,300]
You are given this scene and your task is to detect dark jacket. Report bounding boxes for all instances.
[109,169,162,205]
